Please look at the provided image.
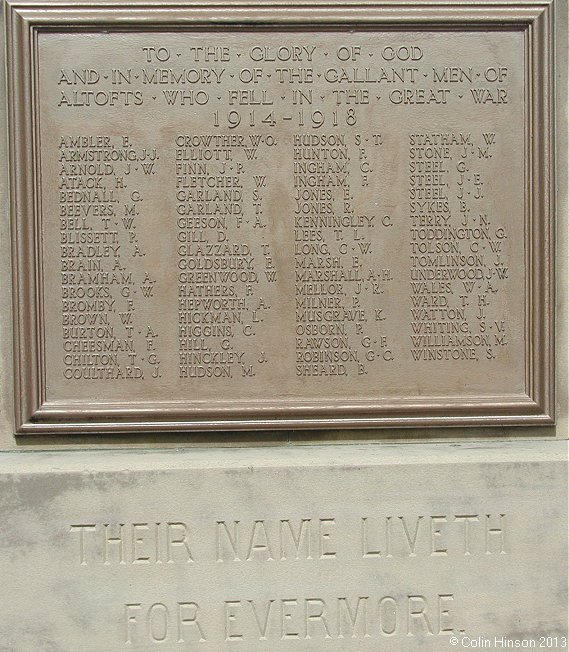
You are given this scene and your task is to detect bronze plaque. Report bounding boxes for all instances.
[7,1,554,433]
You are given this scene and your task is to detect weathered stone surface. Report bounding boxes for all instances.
[0,443,566,650]
[0,2,566,650]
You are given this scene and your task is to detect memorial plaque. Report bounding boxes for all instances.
[6,1,555,432]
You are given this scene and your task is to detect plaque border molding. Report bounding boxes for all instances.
[6,0,556,433]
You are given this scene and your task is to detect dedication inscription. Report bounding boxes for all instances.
[7,2,554,432]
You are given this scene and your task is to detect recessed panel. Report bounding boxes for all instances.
[6,2,554,431]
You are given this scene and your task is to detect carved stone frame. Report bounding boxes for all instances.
[6,0,555,433]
